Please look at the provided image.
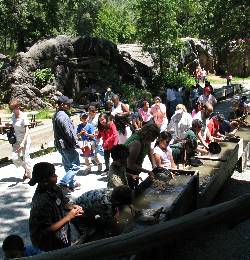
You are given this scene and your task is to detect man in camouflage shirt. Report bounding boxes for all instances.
[74,186,134,236]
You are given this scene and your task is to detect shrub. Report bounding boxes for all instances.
[119,84,152,110]
[162,70,195,89]
[35,109,54,119]
[33,68,53,87]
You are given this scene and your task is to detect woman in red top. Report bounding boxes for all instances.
[97,113,118,172]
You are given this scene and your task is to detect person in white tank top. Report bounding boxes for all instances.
[111,95,132,144]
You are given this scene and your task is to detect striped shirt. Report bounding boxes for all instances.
[52,110,78,150]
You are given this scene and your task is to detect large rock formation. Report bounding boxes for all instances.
[0,36,153,109]
[218,40,250,77]
[180,38,214,73]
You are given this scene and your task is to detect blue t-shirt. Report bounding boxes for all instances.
[77,123,95,141]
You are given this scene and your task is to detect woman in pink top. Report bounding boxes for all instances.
[138,100,152,125]
[150,96,168,132]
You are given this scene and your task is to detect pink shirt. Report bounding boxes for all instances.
[150,103,167,126]
[138,107,152,122]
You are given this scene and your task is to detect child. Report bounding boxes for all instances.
[107,145,129,188]
[97,113,118,173]
[2,235,42,258]
[77,112,102,173]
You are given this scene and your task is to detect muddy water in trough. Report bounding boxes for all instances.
[120,174,192,232]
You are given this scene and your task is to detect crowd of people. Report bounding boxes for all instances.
[2,82,250,258]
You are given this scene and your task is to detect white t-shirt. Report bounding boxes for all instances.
[88,113,99,129]
[153,146,173,168]
[198,94,217,106]
[193,111,202,121]
[12,112,30,142]
[168,112,193,140]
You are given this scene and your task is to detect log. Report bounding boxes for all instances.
[25,193,250,260]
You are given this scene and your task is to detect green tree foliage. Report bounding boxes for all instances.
[93,3,136,44]
[135,0,182,75]
[198,0,250,52]
[176,0,203,37]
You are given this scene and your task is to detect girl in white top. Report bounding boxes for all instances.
[153,131,176,169]
[9,99,32,180]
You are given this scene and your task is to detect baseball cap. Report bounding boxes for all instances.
[80,112,88,118]
[57,95,73,105]
[28,162,56,186]
[204,86,212,94]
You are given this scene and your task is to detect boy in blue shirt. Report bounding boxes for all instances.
[2,235,42,259]
[77,112,102,173]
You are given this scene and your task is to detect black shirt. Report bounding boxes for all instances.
[29,185,70,251]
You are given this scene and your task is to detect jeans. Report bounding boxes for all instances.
[58,148,80,188]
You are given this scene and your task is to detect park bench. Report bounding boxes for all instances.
[28,114,43,128]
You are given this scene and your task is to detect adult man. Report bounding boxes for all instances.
[29,162,83,251]
[104,86,114,103]
[198,86,217,107]
[53,96,80,191]
[74,186,134,237]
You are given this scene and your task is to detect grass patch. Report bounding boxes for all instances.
[35,109,54,119]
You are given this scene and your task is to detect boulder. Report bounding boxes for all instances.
[1,36,154,109]
[180,38,214,73]
[40,84,57,96]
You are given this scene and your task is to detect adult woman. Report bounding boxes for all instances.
[167,104,192,142]
[9,99,32,180]
[88,105,99,129]
[125,123,160,190]
[138,100,153,125]
[153,131,176,169]
[97,113,118,172]
[111,95,131,144]
[150,96,168,132]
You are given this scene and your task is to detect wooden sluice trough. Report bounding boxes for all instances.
[26,84,249,259]
[27,138,247,260]
[190,138,244,207]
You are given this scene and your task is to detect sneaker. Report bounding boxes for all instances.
[97,163,102,172]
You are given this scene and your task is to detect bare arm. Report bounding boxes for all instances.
[148,147,156,168]
[127,140,152,174]
[197,131,209,150]
[50,207,83,232]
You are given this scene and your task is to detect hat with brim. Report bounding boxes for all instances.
[28,162,56,186]
[57,95,73,105]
